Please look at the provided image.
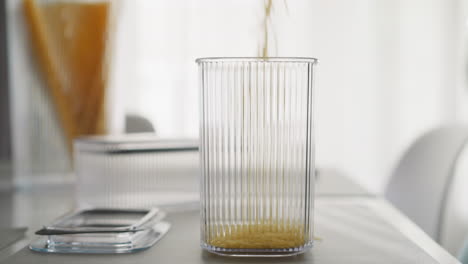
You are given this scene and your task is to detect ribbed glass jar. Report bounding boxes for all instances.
[197,57,317,257]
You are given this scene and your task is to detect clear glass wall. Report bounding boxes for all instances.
[198,57,317,256]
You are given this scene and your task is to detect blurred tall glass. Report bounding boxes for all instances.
[7,0,113,184]
[197,57,318,256]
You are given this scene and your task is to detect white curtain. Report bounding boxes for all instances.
[111,0,467,193]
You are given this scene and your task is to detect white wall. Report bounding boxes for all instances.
[112,0,465,193]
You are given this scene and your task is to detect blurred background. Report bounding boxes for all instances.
[3,0,468,191]
[1,0,468,260]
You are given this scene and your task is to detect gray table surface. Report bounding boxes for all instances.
[0,228,26,252]
[0,170,460,264]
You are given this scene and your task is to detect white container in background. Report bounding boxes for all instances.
[74,135,199,209]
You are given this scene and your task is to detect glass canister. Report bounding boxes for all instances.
[197,57,317,256]
[74,135,199,209]
[7,0,113,184]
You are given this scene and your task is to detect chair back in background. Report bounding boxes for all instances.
[385,125,468,256]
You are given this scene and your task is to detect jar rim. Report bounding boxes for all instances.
[196,57,318,64]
